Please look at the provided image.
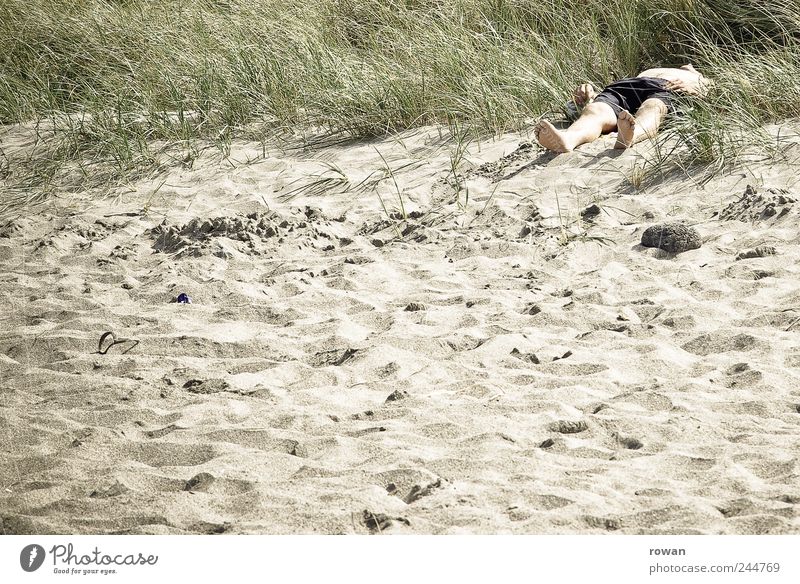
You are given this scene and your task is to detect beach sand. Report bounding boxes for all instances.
[1,123,799,534]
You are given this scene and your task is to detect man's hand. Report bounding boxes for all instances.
[573,83,596,106]
[663,78,699,95]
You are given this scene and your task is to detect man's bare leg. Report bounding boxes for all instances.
[535,102,617,153]
[614,98,668,149]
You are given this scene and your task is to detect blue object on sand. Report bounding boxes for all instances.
[176,293,192,304]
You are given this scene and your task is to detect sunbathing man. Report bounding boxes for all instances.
[534,64,710,152]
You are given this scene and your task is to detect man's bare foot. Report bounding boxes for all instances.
[534,120,574,153]
[614,110,636,149]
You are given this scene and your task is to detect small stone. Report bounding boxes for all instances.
[404,302,427,312]
[640,222,701,253]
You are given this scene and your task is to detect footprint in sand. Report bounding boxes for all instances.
[510,348,540,364]
[89,482,131,499]
[306,347,359,367]
[723,362,762,388]
[583,515,621,531]
[717,185,795,223]
[613,433,644,450]
[142,424,182,439]
[183,378,231,394]
[361,510,410,534]
[204,429,306,457]
[188,521,231,534]
[717,498,794,519]
[184,472,216,492]
[384,389,410,403]
[548,420,588,434]
[373,468,443,504]
[124,442,218,468]
[681,332,763,356]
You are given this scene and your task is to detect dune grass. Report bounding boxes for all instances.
[1,0,800,195]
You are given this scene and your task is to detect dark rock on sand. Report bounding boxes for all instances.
[581,204,601,220]
[641,223,701,253]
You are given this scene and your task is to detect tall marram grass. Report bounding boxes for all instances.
[1,0,800,192]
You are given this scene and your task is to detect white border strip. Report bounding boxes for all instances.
[2,535,800,583]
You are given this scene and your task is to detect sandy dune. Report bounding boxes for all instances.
[1,122,799,534]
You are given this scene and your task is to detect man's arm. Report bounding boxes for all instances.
[664,75,712,97]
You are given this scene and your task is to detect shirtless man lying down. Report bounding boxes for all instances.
[534,64,711,152]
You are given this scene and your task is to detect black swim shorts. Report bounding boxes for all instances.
[593,77,675,115]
